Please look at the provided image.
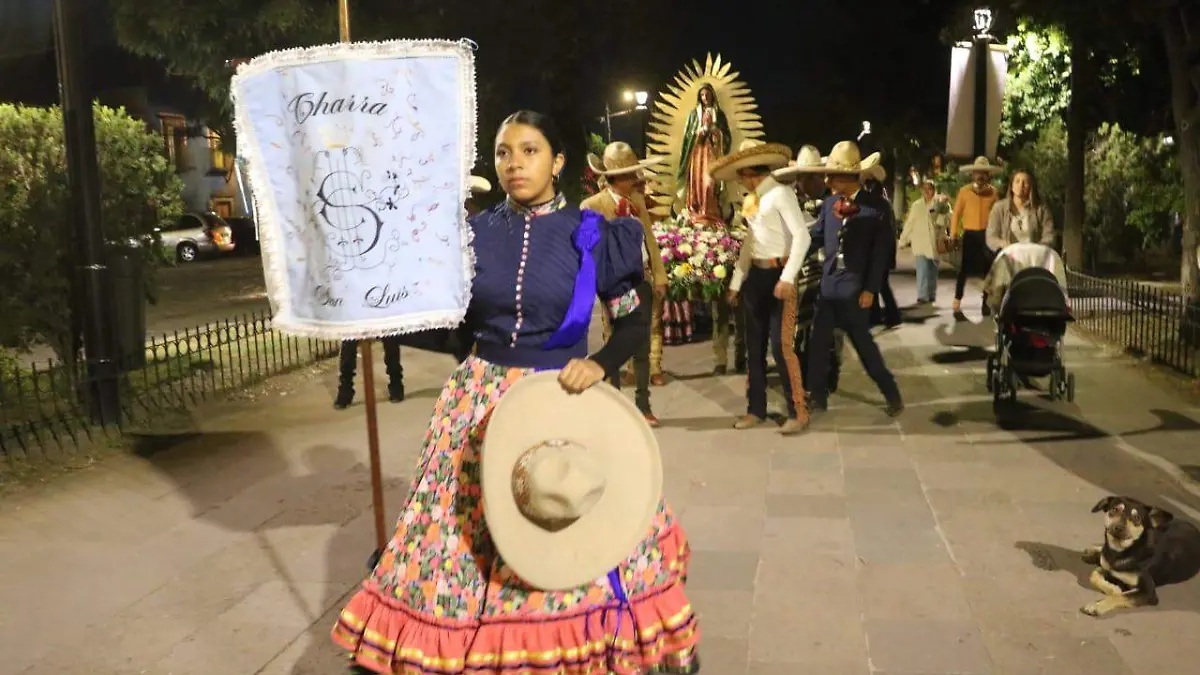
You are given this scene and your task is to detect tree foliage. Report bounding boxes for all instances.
[1010,118,1182,269]
[108,0,666,182]
[999,21,1150,150]
[999,22,1071,149]
[0,103,183,359]
[110,0,335,138]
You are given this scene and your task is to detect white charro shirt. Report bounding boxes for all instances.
[730,176,814,292]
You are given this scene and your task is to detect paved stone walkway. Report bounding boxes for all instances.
[2,259,1200,674]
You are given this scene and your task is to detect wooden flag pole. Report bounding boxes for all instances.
[337,0,388,554]
[338,0,351,43]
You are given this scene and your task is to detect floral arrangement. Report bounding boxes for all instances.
[653,213,745,301]
[581,164,601,196]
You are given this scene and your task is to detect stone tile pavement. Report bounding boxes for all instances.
[3,260,1200,674]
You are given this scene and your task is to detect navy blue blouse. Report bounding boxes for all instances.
[467,199,645,370]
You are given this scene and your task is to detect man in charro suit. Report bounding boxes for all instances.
[805,141,904,417]
[772,145,843,395]
[581,142,669,426]
[711,140,812,435]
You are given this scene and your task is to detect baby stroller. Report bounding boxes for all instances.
[986,267,1075,404]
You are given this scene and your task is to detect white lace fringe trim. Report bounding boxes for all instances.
[229,39,478,341]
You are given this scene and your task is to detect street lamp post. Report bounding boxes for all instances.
[53,0,121,425]
[600,89,650,150]
[972,7,994,158]
[629,90,649,156]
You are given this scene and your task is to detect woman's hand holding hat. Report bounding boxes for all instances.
[558,358,606,394]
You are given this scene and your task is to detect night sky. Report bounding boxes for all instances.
[588,0,962,154]
[1,0,965,156]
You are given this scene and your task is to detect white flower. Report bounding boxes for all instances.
[713,264,727,279]
[678,243,693,256]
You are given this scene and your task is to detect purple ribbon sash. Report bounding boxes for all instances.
[542,209,603,351]
[583,567,637,672]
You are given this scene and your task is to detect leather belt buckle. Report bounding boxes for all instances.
[753,257,788,269]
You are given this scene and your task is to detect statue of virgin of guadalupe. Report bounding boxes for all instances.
[677,83,732,225]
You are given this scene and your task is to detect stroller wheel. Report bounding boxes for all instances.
[1066,373,1076,403]
[1007,370,1018,403]
[986,359,995,393]
[1048,369,1060,401]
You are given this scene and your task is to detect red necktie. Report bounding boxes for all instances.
[616,197,640,218]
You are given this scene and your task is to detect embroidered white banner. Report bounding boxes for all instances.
[231,40,477,340]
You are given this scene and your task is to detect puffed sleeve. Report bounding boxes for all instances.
[595,215,646,320]
[586,215,649,377]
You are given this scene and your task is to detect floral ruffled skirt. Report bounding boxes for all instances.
[332,356,700,674]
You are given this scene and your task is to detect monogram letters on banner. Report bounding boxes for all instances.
[231,40,477,339]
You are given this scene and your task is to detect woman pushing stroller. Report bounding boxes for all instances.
[982,169,1064,315]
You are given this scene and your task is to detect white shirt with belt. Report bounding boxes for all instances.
[730,176,813,293]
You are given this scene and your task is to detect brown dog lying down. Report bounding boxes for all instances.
[1080,496,1200,617]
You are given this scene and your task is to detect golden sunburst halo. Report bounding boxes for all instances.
[644,53,764,218]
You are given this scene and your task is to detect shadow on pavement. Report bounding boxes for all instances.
[935,401,1200,572]
[1014,540,1094,591]
[929,347,991,365]
[934,319,993,350]
[1014,539,1200,617]
[126,428,407,670]
[658,415,749,431]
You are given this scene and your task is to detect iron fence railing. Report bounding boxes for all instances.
[1066,270,1200,378]
[0,311,339,461]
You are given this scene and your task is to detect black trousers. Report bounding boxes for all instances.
[870,273,901,326]
[798,325,842,392]
[609,281,653,414]
[338,338,404,394]
[743,266,802,419]
[807,296,900,405]
[955,230,993,301]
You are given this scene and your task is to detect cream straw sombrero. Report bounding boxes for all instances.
[821,140,882,176]
[481,372,663,591]
[709,139,793,182]
[772,144,826,181]
[587,141,667,177]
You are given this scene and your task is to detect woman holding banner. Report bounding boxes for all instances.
[332,110,700,674]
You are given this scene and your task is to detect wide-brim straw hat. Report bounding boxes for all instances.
[959,156,1003,174]
[772,144,826,181]
[481,372,663,591]
[821,140,882,176]
[470,175,492,193]
[862,164,887,183]
[587,141,666,177]
[709,139,792,182]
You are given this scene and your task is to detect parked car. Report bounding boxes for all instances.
[225,216,260,255]
[158,212,235,263]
